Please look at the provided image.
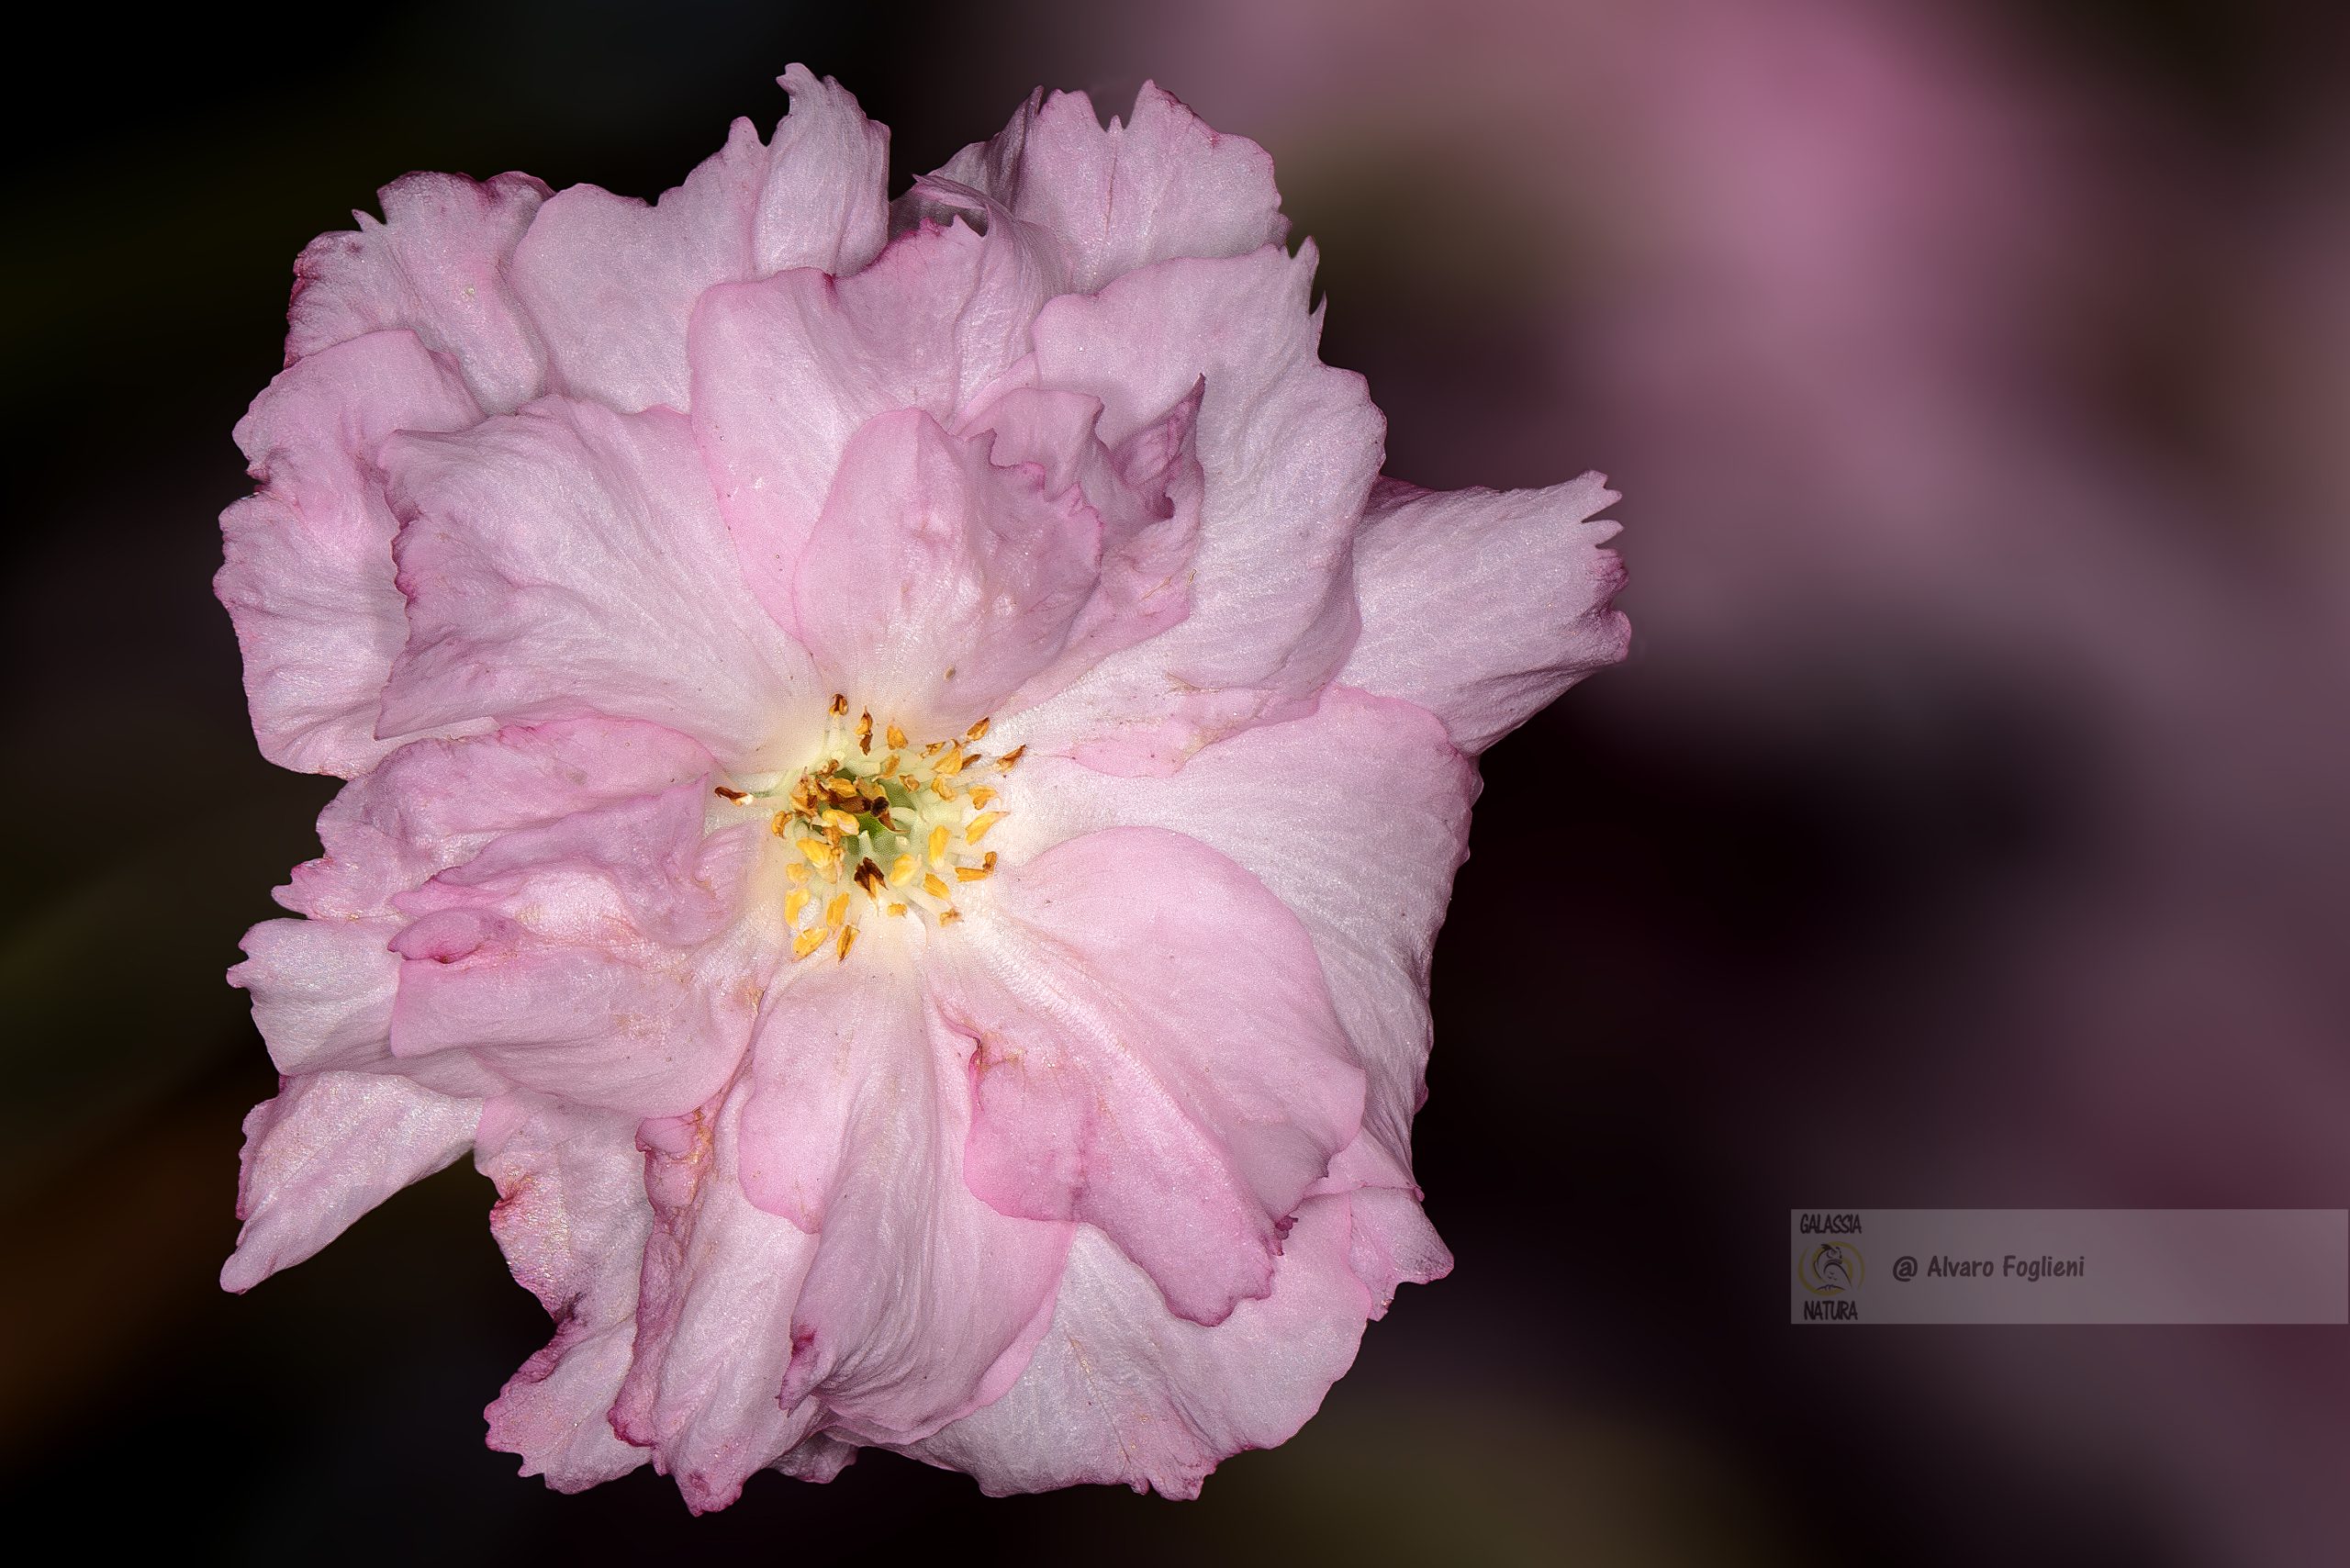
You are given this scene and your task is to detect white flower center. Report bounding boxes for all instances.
[716,695,1022,963]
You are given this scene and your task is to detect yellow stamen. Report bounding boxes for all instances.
[800,838,836,871]
[927,824,949,864]
[956,864,991,882]
[835,924,857,961]
[968,786,997,809]
[965,717,991,742]
[829,692,849,717]
[791,927,826,959]
[888,854,918,887]
[995,745,1026,771]
[823,893,848,929]
[856,710,873,755]
[923,873,949,899]
[885,721,908,750]
[784,888,810,924]
[784,861,808,884]
[821,807,860,835]
[935,744,967,776]
[966,812,1004,845]
[886,902,908,918]
[939,908,962,925]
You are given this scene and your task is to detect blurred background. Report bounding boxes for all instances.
[4,1,2345,1562]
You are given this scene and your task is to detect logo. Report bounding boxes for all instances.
[1797,1241,1865,1296]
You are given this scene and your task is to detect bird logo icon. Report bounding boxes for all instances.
[1798,1241,1866,1295]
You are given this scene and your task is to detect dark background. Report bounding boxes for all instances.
[5,2,2346,1562]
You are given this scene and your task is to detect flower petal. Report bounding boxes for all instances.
[992,246,1382,770]
[1004,688,1473,1220]
[386,786,760,1118]
[933,82,1288,295]
[286,171,550,414]
[285,718,718,921]
[790,409,1102,731]
[476,1094,655,1492]
[511,67,889,415]
[933,825,1363,1326]
[688,216,1062,635]
[220,1070,480,1294]
[902,1193,1373,1497]
[377,397,818,772]
[615,1092,822,1514]
[959,380,1206,710]
[216,330,483,777]
[736,961,1070,1444]
[1338,476,1630,754]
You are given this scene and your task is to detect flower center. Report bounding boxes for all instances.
[717,695,1023,963]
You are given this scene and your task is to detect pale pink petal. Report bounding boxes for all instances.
[688,216,1062,634]
[959,380,1207,708]
[476,1094,655,1492]
[992,247,1382,770]
[1004,688,1473,1225]
[231,917,403,1076]
[1344,1186,1455,1319]
[932,826,1363,1325]
[933,82,1288,295]
[377,397,818,772]
[773,1433,859,1482]
[791,409,1101,731]
[286,172,550,414]
[616,1092,822,1514]
[285,719,717,921]
[902,1194,1373,1497]
[220,1071,481,1294]
[736,962,1070,1444]
[512,67,888,414]
[386,786,758,1117]
[216,330,483,777]
[1338,476,1631,754]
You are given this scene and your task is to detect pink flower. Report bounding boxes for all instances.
[218,67,1627,1507]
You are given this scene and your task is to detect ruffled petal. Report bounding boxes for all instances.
[932,82,1288,295]
[216,330,483,777]
[220,1070,480,1293]
[615,1092,822,1514]
[958,380,1205,709]
[1338,476,1630,754]
[933,826,1363,1325]
[377,397,818,772]
[991,246,1382,771]
[791,409,1101,732]
[1344,1186,1455,1319]
[903,1194,1373,1497]
[285,718,717,921]
[386,786,760,1118]
[1004,688,1473,1219]
[476,1094,655,1492]
[688,216,1062,635]
[736,961,1070,1445]
[512,67,888,415]
[286,171,550,414]
[231,917,403,1077]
